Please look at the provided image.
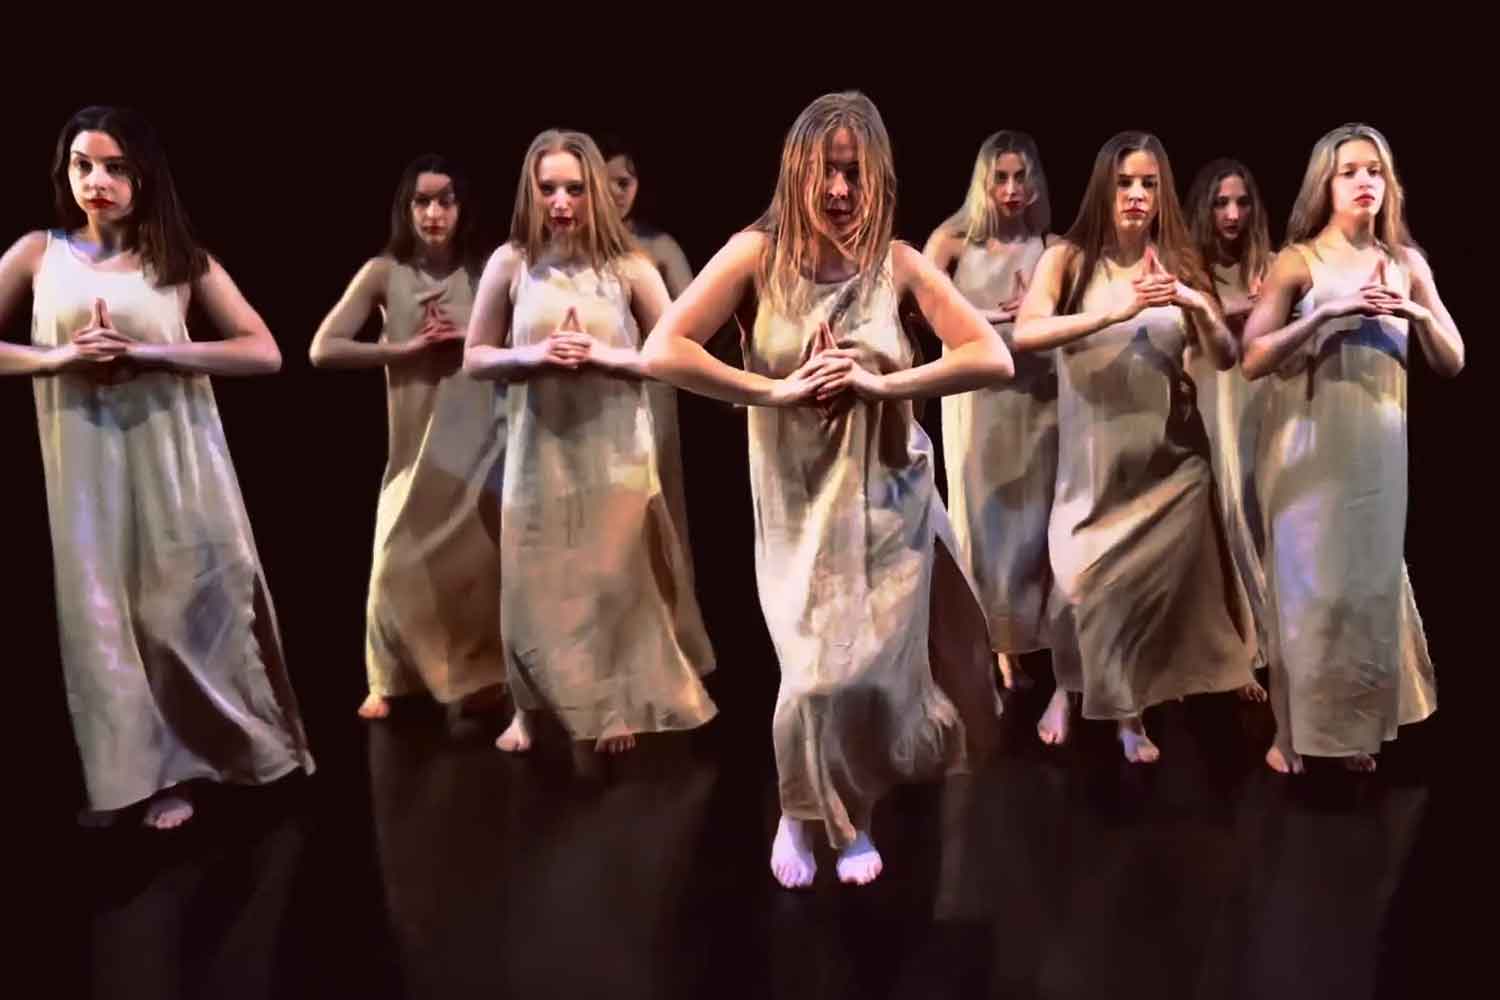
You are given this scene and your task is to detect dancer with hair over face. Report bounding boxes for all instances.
[310,154,507,721]
[0,107,313,828]
[644,92,1011,888]
[465,129,716,757]
[1243,124,1461,774]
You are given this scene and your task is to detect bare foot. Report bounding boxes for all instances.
[996,653,1033,691]
[1342,753,1377,773]
[594,721,636,755]
[770,815,817,889]
[836,831,884,886]
[496,709,533,753]
[1118,716,1160,764]
[1037,687,1072,746]
[143,792,194,830]
[357,692,390,720]
[1237,679,1268,702]
[1265,745,1305,774]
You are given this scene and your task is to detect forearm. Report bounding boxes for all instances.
[309,336,410,369]
[642,334,775,405]
[0,342,58,376]
[880,338,1013,400]
[463,344,536,382]
[1013,309,1119,352]
[135,338,281,376]
[1242,305,1331,380]
[1410,308,1464,376]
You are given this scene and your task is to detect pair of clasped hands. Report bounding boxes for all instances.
[56,298,148,384]
[1321,258,1427,324]
[517,306,641,376]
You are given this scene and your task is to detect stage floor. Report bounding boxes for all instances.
[43,679,1450,1000]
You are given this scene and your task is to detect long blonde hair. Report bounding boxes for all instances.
[1186,158,1272,292]
[509,129,638,270]
[943,130,1050,243]
[751,91,897,316]
[1285,123,1416,253]
[1058,131,1209,314]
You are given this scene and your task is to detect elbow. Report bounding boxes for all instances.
[462,349,488,380]
[639,335,678,383]
[257,340,283,375]
[1240,350,1270,381]
[307,342,328,369]
[1441,350,1465,378]
[991,346,1016,383]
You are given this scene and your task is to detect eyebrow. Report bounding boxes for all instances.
[70,152,128,165]
[413,186,455,197]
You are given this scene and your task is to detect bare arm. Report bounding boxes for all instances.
[463,245,593,381]
[1241,248,1326,380]
[0,232,59,375]
[128,256,281,375]
[1397,248,1464,377]
[640,231,847,406]
[1013,244,1129,351]
[309,258,436,369]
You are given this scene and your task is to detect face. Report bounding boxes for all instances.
[68,130,134,225]
[1212,174,1252,242]
[605,155,638,218]
[410,172,459,250]
[990,152,1031,219]
[1330,138,1385,219]
[1113,149,1160,234]
[820,126,861,238]
[537,151,587,239]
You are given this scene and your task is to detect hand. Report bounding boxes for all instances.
[766,324,853,407]
[520,307,594,372]
[53,298,137,380]
[989,270,1029,325]
[399,302,466,358]
[812,347,888,403]
[1112,247,1178,322]
[1324,259,1412,320]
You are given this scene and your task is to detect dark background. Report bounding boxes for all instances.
[3,60,1480,991]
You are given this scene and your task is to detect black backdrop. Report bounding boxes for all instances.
[3,65,1478,824]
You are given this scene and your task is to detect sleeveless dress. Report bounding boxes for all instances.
[1256,245,1436,757]
[500,255,716,739]
[1048,257,1255,718]
[941,235,1058,652]
[364,262,507,703]
[746,250,999,848]
[30,231,313,811]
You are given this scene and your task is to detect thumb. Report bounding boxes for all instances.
[90,298,105,328]
[1372,257,1388,287]
[1143,246,1161,275]
[562,306,583,332]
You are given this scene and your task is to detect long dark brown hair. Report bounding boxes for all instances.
[51,106,208,287]
[1057,131,1208,314]
[383,153,479,273]
[1186,158,1272,292]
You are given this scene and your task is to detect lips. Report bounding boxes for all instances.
[85,199,113,209]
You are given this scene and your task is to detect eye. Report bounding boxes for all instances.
[566,183,585,197]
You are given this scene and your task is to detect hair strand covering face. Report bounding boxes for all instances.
[751,91,897,317]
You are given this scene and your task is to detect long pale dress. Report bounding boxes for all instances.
[1257,245,1436,757]
[1048,259,1256,718]
[746,253,1000,849]
[500,256,716,739]
[364,261,507,703]
[1186,262,1275,667]
[30,231,313,811]
[942,235,1059,653]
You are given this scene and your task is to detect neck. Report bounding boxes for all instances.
[1328,214,1378,249]
[79,217,129,255]
[1110,227,1149,265]
[1213,235,1243,268]
[992,211,1029,241]
[812,236,859,282]
[415,242,455,271]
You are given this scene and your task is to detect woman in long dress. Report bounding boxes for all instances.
[1183,158,1276,702]
[0,106,313,828]
[1242,124,1461,773]
[643,92,1011,888]
[310,154,507,720]
[464,129,716,756]
[923,130,1056,700]
[1013,131,1256,763]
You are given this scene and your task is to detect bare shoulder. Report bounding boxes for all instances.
[1,230,52,274]
[1394,243,1433,283]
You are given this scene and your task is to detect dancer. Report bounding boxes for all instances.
[601,137,694,297]
[0,106,313,828]
[643,92,1010,888]
[1242,124,1460,773]
[923,130,1055,696]
[1013,131,1256,763]
[464,129,716,756]
[1184,158,1276,702]
[310,154,507,720]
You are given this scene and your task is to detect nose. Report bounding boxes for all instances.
[827,172,849,200]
